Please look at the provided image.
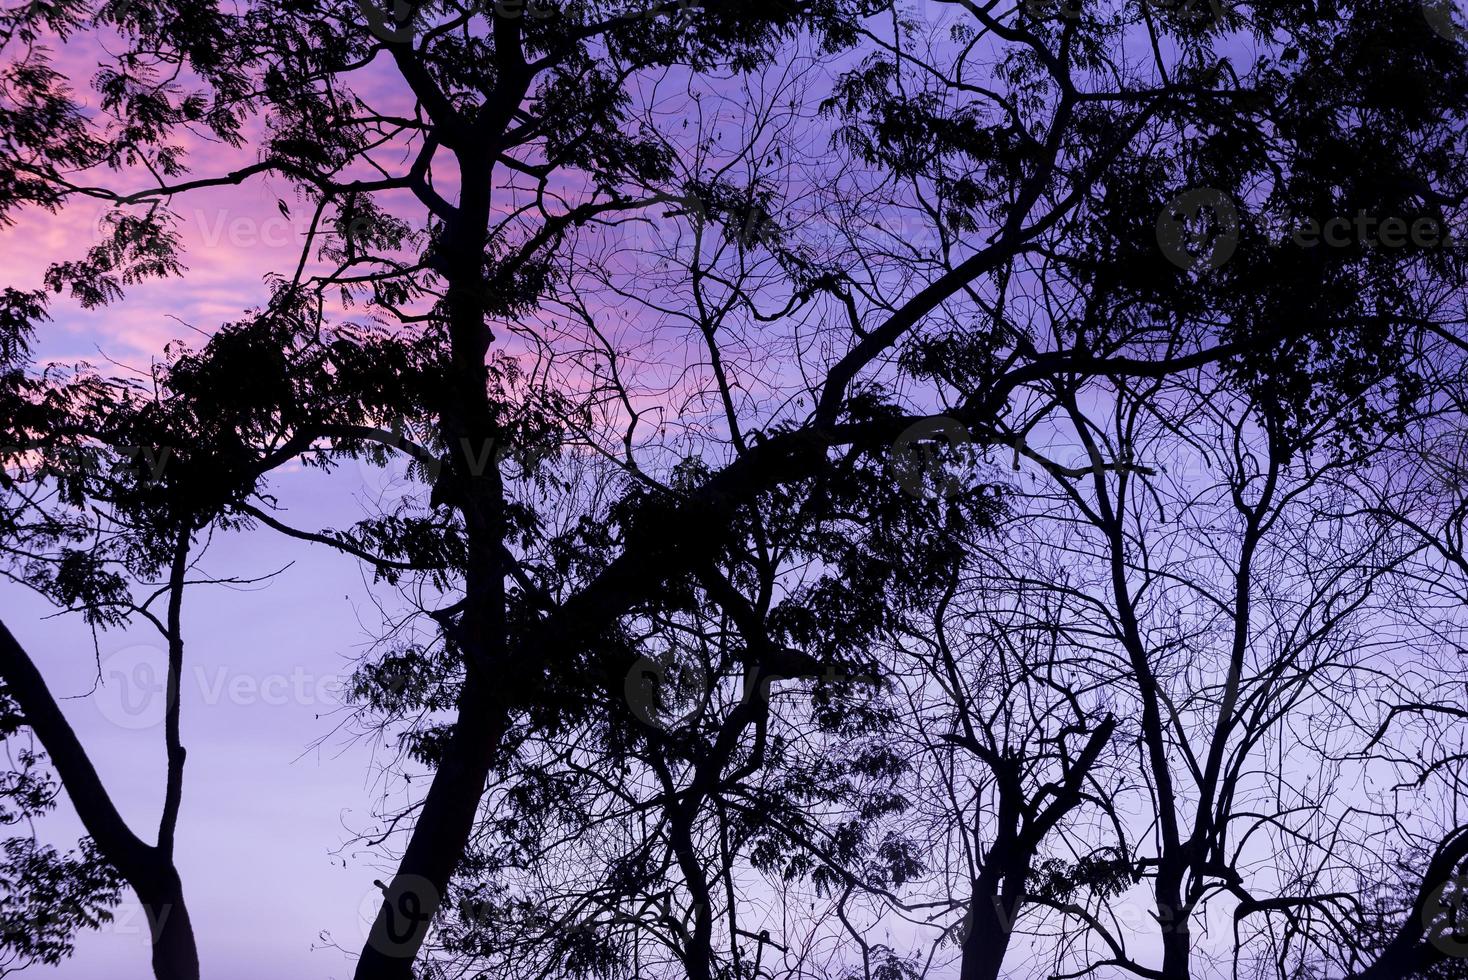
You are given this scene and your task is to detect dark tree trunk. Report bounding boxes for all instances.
[352,682,509,980]
[1352,830,1468,980]
[138,868,200,980]
[958,889,1021,980]
[0,619,201,980]
[957,718,1116,980]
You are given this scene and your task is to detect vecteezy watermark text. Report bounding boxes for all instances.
[623,654,884,731]
[95,645,349,729]
[1157,187,1466,272]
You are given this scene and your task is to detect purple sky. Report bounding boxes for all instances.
[4,466,403,978]
[0,18,488,961]
[0,27,793,975]
[0,64,436,966]
[6,7,1454,977]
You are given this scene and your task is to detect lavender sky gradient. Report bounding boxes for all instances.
[0,188,1282,980]
[6,5,1456,977]
[0,19,840,973]
[1,173,425,976]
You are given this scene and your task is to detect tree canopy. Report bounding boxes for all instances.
[2,0,1468,978]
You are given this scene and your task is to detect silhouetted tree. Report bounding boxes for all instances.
[0,0,1466,979]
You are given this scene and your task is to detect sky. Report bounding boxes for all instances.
[0,13,823,975]
[6,3,1466,977]
[0,21,473,971]
[4,470,413,979]
[0,150,420,974]
[0,196,1298,978]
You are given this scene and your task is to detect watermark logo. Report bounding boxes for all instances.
[1290,212,1454,250]
[561,896,702,945]
[679,188,781,252]
[352,413,443,488]
[351,0,699,43]
[1156,188,1241,272]
[1023,0,1228,25]
[359,874,441,957]
[1155,191,1461,271]
[1,444,172,485]
[890,416,976,499]
[356,0,419,42]
[624,654,708,731]
[89,206,171,259]
[1423,870,1468,958]
[894,0,965,32]
[350,415,551,491]
[94,645,169,730]
[740,663,886,707]
[93,649,347,730]
[1424,0,1468,46]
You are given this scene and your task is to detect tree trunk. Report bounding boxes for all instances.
[1155,862,1191,980]
[138,867,201,980]
[959,890,1021,980]
[0,619,201,980]
[352,681,509,980]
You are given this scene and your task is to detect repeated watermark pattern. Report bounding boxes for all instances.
[623,655,884,731]
[1156,186,1464,272]
[93,645,347,729]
